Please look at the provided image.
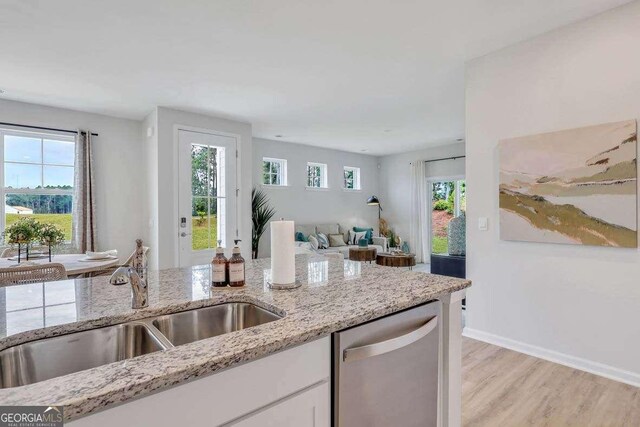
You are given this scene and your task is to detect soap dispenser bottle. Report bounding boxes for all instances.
[228,239,245,287]
[211,240,228,287]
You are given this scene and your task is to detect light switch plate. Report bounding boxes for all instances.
[478,217,488,231]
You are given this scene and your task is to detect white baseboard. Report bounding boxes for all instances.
[463,327,640,388]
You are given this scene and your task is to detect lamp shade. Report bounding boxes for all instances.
[367,195,380,205]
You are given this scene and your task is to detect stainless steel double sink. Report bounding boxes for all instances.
[0,302,282,389]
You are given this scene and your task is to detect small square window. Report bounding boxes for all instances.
[307,162,328,188]
[262,158,287,186]
[343,167,361,190]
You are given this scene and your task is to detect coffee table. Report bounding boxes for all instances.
[348,247,377,263]
[376,252,416,269]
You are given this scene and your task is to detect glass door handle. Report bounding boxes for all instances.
[343,316,438,363]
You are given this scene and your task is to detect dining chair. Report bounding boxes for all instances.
[1,245,50,258]
[88,246,151,278]
[0,263,68,286]
[125,246,150,266]
[0,247,16,258]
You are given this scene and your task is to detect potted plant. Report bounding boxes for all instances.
[252,187,276,259]
[38,223,66,261]
[3,217,39,262]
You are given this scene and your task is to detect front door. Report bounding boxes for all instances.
[178,129,237,267]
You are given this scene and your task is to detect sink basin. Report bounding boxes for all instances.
[0,302,283,388]
[152,303,282,346]
[0,322,166,388]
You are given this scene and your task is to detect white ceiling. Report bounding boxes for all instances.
[0,0,632,155]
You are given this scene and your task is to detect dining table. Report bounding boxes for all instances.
[0,253,121,277]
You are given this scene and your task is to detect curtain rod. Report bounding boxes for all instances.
[423,155,465,163]
[0,122,98,137]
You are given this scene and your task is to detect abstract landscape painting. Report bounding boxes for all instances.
[499,120,637,248]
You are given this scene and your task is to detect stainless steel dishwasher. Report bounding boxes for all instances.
[333,301,441,427]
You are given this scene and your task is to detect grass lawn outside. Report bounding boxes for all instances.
[432,236,448,254]
[5,213,73,242]
[192,215,218,250]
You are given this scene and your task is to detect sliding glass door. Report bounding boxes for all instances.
[430,179,465,254]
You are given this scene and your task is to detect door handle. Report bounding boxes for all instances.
[343,316,438,363]
[180,232,191,237]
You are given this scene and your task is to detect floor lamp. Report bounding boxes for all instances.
[367,195,382,220]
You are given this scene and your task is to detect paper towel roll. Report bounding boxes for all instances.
[271,220,295,284]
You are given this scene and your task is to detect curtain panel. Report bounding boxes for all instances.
[409,161,428,263]
[72,131,96,252]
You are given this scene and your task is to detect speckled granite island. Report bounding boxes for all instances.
[0,255,470,426]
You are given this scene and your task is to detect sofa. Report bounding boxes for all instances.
[294,223,388,257]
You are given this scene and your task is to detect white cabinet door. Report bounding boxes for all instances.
[67,338,330,427]
[229,381,329,427]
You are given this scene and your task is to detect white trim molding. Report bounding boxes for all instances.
[463,327,640,388]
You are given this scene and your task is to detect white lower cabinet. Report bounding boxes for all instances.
[228,381,329,427]
[68,337,330,427]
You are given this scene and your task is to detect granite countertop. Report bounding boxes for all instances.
[0,255,471,420]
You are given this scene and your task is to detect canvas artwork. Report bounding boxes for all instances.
[499,120,637,248]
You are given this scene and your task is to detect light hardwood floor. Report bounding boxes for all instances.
[462,337,640,427]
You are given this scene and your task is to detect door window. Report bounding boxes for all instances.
[191,144,226,250]
[431,180,465,254]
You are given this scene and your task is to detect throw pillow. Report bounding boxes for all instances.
[294,241,313,251]
[353,226,374,244]
[308,235,319,250]
[348,230,367,245]
[316,233,330,249]
[329,234,347,247]
[295,231,308,242]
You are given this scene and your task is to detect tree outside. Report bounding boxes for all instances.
[4,188,73,243]
[431,180,466,254]
[191,144,220,250]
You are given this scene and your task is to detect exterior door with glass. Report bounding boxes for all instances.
[178,130,237,267]
[430,179,466,255]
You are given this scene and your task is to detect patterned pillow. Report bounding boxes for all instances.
[308,235,319,250]
[295,231,308,242]
[316,233,330,249]
[348,230,367,245]
[353,227,374,244]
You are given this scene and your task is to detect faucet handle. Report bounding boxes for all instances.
[110,266,132,286]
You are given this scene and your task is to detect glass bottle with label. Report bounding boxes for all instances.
[228,240,245,287]
[211,241,228,287]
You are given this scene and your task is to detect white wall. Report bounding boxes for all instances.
[153,107,253,268]
[465,1,640,386]
[0,99,146,258]
[253,138,379,257]
[378,142,465,248]
[142,109,159,268]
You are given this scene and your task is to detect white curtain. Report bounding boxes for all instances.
[409,161,428,263]
[72,130,96,252]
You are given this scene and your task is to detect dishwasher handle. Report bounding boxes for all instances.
[343,316,438,363]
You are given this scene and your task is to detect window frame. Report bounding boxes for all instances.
[343,166,361,191]
[262,157,288,186]
[306,162,328,189]
[0,129,76,244]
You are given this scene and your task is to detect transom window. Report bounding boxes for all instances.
[307,162,328,188]
[0,130,75,243]
[262,157,287,186]
[343,166,361,190]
